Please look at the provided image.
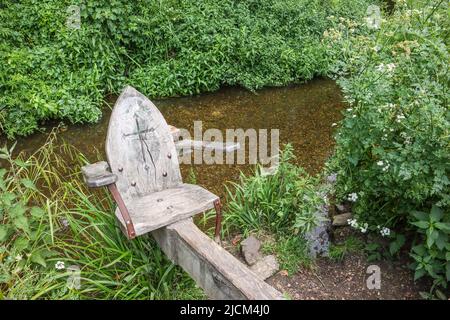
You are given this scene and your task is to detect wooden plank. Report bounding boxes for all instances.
[115,184,218,236]
[81,161,118,187]
[152,219,284,300]
[106,86,182,202]
[175,139,240,154]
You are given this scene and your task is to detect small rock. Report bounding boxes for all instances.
[241,236,261,265]
[335,204,346,212]
[332,212,352,226]
[250,255,279,280]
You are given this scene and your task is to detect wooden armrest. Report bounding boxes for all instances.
[175,139,240,154]
[81,161,117,188]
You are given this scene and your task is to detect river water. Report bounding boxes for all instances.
[1,78,344,198]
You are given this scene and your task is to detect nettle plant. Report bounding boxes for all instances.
[325,1,449,287]
[410,205,450,288]
[0,145,58,286]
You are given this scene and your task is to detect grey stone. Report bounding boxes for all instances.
[335,204,346,212]
[250,255,279,280]
[332,212,352,226]
[303,200,331,258]
[241,235,261,265]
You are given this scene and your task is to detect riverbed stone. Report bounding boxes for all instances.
[332,212,352,226]
[241,235,261,265]
[249,255,279,280]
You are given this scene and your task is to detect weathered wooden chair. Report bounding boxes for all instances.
[81,86,283,299]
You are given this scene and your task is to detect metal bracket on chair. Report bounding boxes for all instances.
[213,198,222,244]
[81,161,136,239]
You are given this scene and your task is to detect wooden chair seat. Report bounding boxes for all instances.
[115,183,219,236]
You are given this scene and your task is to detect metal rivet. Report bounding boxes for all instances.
[118,167,123,172]
[162,172,167,177]
[167,153,172,159]
[131,182,136,186]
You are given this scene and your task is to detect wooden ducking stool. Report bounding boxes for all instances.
[81,86,283,300]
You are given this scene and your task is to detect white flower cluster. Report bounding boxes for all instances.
[376,160,390,172]
[376,63,396,73]
[55,261,65,270]
[347,192,358,202]
[396,113,405,123]
[378,226,391,237]
[347,219,369,233]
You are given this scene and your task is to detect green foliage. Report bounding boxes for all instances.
[224,144,327,236]
[1,0,372,137]
[0,134,203,299]
[326,1,450,288]
[261,235,312,275]
[328,236,364,262]
[409,205,450,288]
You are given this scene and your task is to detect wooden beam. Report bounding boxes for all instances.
[152,219,284,300]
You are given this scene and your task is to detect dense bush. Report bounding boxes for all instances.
[325,1,449,288]
[0,0,371,137]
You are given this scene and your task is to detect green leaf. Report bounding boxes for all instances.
[13,236,29,252]
[426,228,438,248]
[30,207,45,218]
[430,205,443,222]
[30,250,46,268]
[412,244,426,256]
[435,232,448,250]
[411,220,429,229]
[0,192,16,207]
[13,215,30,234]
[389,234,406,255]
[8,203,26,218]
[411,210,427,221]
[435,222,450,233]
[0,225,9,242]
[20,178,36,190]
[414,268,426,281]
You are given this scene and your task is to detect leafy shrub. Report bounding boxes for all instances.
[224,144,328,236]
[0,0,372,137]
[325,1,449,288]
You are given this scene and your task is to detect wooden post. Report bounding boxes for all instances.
[152,219,284,300]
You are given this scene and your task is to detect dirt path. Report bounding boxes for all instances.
[267,253,428,300]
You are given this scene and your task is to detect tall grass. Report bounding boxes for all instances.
[0,132,203,299]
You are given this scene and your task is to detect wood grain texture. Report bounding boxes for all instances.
[152,219,284,300]
[106,86,182,202]
[81,161,117,187]
[115,183,218,235]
